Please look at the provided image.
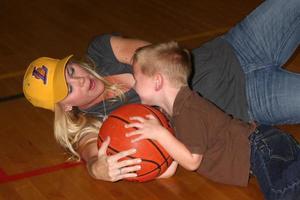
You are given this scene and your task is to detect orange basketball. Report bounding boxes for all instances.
[98,104,174,182]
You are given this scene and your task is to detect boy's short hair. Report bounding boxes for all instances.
[133,41,191,87]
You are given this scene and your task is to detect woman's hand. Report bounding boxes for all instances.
[125,115,168,143]
[89,137,142,182]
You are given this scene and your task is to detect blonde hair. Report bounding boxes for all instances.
[54,56,125,160]
[54,105,101,160]
[133,41,191,87]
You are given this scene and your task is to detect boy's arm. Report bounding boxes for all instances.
[126,116,203,171]
[153,128,202,171]
[157,161,178,179]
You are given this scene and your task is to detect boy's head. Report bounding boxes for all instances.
[132,41,191,105]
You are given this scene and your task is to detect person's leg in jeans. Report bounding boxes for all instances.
[249,125,300,200]
[223,0,300,125]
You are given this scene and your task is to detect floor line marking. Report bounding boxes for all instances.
[0,93,24,102]
[0,70,25,80]
[0,168,7,178]
[0,161,83,184]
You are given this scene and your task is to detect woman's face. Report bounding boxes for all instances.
[59,63,105,110]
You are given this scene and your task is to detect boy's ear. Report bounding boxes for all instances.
[154,73,163,91]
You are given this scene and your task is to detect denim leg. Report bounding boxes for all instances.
[223,0,300,124]
[246,68,300,125]
[250,125,300,200]
[223,0,300,73]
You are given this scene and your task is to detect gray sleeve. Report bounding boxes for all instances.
[86,34,132,76]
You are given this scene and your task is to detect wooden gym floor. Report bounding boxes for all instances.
[0,0,299,199]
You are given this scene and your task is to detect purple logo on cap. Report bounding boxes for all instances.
[32,65,48,84]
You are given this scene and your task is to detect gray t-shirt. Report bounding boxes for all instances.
[82,34,249,122]
[191,37,249,122]
[80,34,140,119]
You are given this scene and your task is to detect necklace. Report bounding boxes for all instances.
[102,100,108,121]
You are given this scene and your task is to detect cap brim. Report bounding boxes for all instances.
[53,55,73,104]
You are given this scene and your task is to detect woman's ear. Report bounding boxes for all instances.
[63,105,73,112]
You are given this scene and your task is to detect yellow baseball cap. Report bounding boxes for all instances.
[23,55,73,111]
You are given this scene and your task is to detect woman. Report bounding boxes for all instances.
[23,0,300,182]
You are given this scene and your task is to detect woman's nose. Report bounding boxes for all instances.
[71,76,85,86]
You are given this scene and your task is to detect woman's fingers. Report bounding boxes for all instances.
[112,162,142,181]
[107,154,142,181]
[120,165,141,174]
[97,128,146,181]
[118,165,141,177]
[98,136,110,156]
[107,148,137,163]
[119,172,139,179]
[116,158,142,169]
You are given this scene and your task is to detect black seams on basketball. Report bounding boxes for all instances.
[97,104,174,182]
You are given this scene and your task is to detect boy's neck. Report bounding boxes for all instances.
[159,86,181,116]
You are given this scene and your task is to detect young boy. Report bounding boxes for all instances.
[125,42,300,200]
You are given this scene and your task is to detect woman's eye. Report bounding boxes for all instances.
[68,67,74,77]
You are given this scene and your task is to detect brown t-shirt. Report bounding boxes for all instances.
[172,86,255,186]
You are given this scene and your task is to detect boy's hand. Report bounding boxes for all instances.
[125,114,167,142]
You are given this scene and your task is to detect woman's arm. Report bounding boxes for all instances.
[78,134,141,182]
[110,36,150,65]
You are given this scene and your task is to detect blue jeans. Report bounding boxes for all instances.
[249,125,300,200]
[224,0,300,125]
